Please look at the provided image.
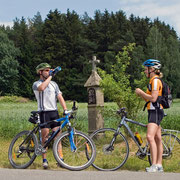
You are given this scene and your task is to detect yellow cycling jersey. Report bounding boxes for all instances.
[146,75,163,110]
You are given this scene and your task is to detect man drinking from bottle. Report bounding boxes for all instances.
[32,63,67,169]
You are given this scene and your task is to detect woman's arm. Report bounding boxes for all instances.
[135,88,158,102]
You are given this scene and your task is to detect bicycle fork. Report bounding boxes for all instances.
[68,124,77,152]
[105,129,120,152]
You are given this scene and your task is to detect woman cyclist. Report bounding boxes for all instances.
[135,59,164,172]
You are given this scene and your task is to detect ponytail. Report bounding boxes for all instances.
[155,69,163,78]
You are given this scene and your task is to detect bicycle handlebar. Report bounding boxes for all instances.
[117,107,168,118]
[65,101,78,116]
[117,107,127,117]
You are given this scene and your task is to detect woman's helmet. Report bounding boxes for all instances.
[36,63,51,74]
[143,59,161,69]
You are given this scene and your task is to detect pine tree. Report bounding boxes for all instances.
[0,30,19,95]
[10,17,36,98]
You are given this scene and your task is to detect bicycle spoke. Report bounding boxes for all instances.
[8,131,37,169]
[91,128,129,171]
[161,134,180,171]
[53,130,96,170]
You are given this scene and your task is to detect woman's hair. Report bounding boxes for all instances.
[155,69,163,78]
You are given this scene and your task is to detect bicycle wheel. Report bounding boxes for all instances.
[162,134,180,168]
[90,128,129,171]
[53,130,96,171]
[8,131,37,169]
[148,133,180,168]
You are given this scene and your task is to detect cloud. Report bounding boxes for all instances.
[0,22,13,27]
[118,0,180,37]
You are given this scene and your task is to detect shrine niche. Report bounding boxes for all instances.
[88,88,96,104]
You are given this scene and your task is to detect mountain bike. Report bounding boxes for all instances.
[90,107,180,171]
[8,102,96,171]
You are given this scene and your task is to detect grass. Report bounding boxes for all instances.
[0,98,180,172]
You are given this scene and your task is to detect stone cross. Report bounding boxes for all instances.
[85,56,104,134]
[90,56,100,71]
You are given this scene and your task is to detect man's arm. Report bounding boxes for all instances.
[37,76,52,91]
[57,93,67,110]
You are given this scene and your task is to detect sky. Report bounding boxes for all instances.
[0,0,180,37]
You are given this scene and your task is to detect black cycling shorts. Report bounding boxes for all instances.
[40,110,60,129]
[148,109,164,126]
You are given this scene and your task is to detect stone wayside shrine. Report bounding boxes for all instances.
[84,56,104,134]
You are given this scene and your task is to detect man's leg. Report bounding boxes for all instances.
[41,128,49,168]
[52,127,63,159]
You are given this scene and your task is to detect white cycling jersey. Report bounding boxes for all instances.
[32,80,62,111]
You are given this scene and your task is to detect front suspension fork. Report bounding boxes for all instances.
[68,127,77,152]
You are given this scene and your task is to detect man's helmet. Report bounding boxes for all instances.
[143,59,161,69]
[36,63,51,74]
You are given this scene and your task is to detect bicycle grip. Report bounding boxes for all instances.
[72,101,77,110]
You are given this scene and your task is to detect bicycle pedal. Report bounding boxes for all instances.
[42,148,47,153]
[136,150,141,156]
[35,146,47,155]
[136,150,146,159]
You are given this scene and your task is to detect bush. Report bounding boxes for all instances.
[98,43,146,119]
[0,96,30,103]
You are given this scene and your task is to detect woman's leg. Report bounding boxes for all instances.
[155,126,163,165]
[147,123,159,165]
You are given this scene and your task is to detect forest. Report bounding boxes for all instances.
[0,9,180,101]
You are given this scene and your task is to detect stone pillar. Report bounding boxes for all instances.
[84,56,104,134]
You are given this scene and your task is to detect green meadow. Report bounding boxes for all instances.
[0,97,179,172]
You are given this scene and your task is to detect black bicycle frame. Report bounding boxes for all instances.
[22,114,73,150]
[40,115,71,149]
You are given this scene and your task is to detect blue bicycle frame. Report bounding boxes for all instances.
[40,113,76,152]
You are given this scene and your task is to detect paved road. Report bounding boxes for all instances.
[0,168,180,180]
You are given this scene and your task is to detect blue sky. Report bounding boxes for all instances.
[0,0,180,37]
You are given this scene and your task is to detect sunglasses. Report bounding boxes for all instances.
[43,69,50,72]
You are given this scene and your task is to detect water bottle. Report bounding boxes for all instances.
[53,66,61,74]
[134,132,143,146]
[49,66,61,76]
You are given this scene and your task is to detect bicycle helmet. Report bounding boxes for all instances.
[143,59,161,69]
[36,63,51,74]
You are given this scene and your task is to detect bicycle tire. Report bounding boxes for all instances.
[148,133,180,167]
[8,131,37,169]
[53,130,96,171]
[90,128,129,171]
